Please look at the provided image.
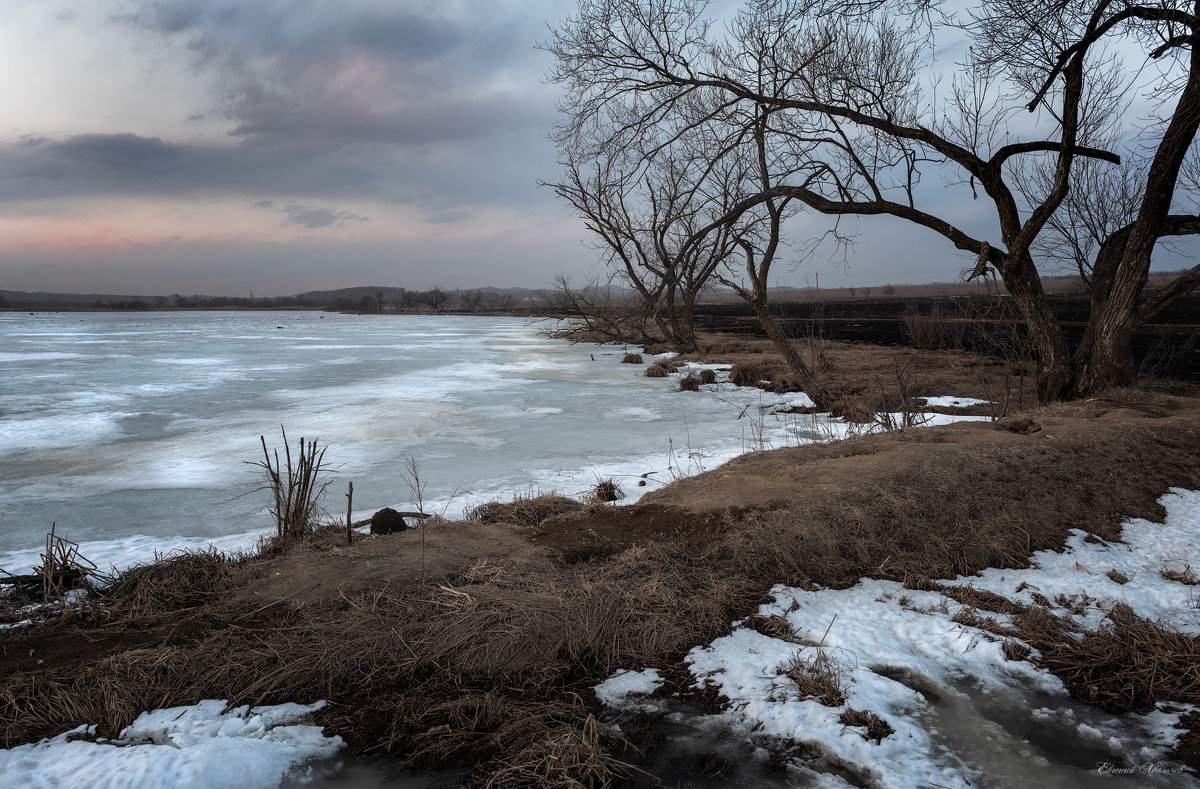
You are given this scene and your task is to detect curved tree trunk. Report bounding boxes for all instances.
[750,297,834,409]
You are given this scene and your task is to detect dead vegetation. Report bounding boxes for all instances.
[838,708,894,743]
[621,352,643,364]
[588,478,625,504]
[778,645,847,707]
[465,493,585,529]
[1161,565,1198,585]
[252,429,331,541]
[643,364,668,378]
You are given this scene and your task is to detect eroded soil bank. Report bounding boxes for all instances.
[3,340,1200,785]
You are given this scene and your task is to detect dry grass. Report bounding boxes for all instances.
[698,369,717,385]
[1161,565,1198,585]
[621,352,643,364]
[838,708,894,743]
[778,646,847,707]
[643,364,667,378]
[1107,569,1130,584]
[741,614,797,641]
[728,363,761,387]
[1034,604,1200,714]
[588,478,625,504]
[92,549,260,621]
[465,494,584,529]
[676,374,701,392]
[4,393,1200,781]
[0,545,759,784]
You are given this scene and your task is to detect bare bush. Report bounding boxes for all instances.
[252,429,331,541]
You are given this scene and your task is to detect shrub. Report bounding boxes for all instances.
[589,478,625,503]
[251,429,331,541]
[728,364,761,388]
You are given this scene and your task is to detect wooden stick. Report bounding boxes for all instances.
[345,480,354,547]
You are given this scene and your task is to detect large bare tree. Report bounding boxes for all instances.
[547,0,1200,400]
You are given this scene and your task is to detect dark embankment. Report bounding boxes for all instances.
[3,387,1200,785]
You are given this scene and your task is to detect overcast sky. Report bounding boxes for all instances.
[0,1,1187,296]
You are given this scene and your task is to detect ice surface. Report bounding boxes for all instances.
[0,700,342,789]
[1,312,991,573]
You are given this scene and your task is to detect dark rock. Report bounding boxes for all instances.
[371,507,410,535]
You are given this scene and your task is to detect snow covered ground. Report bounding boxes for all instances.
[597,488,1200,788]
[0,700,342,789]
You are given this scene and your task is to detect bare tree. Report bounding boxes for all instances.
[543,274,656,342]
[460,290,483,312]
[548,0,1200,400]
[545,139,743,352]
[422,288,449,313]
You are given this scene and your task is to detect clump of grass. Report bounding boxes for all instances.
[778,646,847,706]
[1161,565,1198,585]
[677,374,701,392]
[698,369,717,385]
[839,708,894,743]
[621,352,643,364]
[643,364,668,378]
[588,478,625,504]
[1107,569,1130,584]
[728,363,760,388]
[465,493,583,528]
[741,614,796,641]
[93,548,258,620]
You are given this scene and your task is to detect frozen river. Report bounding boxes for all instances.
[0,310,828,572]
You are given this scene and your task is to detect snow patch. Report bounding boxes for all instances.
[0,700,342,789]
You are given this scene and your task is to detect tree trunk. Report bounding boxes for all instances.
[1074,48,1200,396]
[750,297,833,409]
[678,292,700,353]
[998,256,1073,402]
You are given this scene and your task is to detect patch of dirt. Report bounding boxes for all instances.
[240,521,554,608]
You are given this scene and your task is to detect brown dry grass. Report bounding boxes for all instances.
[839,708,894,743]
[464,494,584,529]
[1161,566,1199,585]
[588,478,625,504]
[621,353,643,364]
[1035,604,1200,715]
[778,646,847,706]
[643,364,667,378]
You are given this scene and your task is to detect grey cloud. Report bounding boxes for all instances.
[0,125,559,216]
[124,1,550,148]
[279,203,368,229]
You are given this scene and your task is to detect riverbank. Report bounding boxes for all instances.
[2,335,1199,786]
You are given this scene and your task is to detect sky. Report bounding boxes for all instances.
[0,1,1189,297]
